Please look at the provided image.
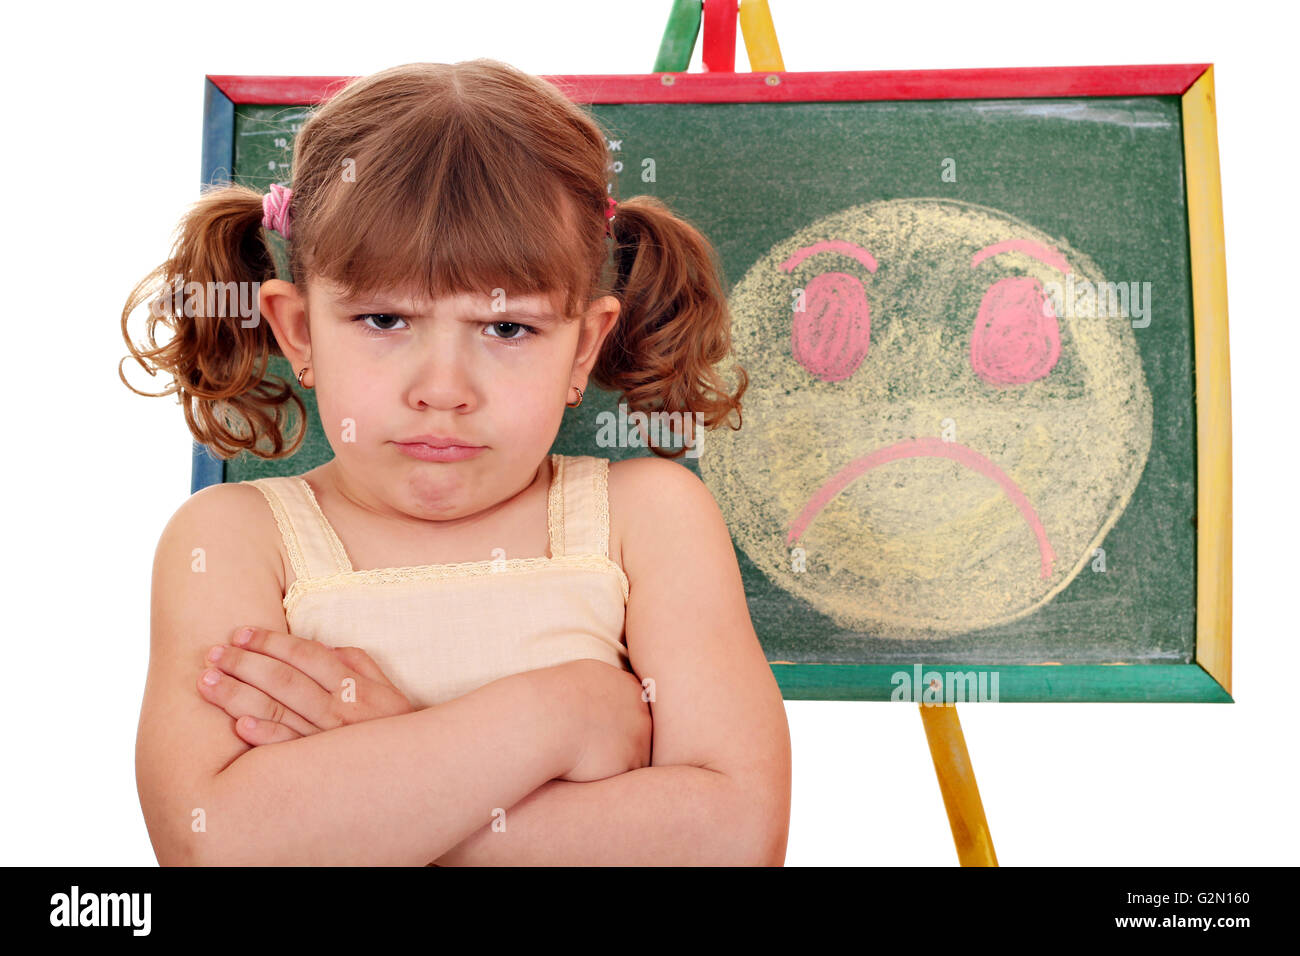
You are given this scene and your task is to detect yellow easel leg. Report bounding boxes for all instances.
[739,0,785,71]
[919,704,998,866]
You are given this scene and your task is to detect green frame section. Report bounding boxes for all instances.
[775,663,1231,703]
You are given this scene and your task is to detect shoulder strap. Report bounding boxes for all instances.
[245,476,353,581]
[549,454,611,558]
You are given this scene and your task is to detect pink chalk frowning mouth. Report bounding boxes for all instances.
[786,436,1056,579]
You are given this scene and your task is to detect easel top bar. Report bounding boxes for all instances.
[208,63,1210,106]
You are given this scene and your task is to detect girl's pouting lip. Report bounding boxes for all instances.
[391,438,487,462]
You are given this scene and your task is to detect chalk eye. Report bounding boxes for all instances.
[969,276,1060,386]
[791,272,871,383]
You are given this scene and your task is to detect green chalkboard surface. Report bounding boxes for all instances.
[211,83,1213,702]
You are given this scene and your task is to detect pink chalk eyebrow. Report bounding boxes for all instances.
[781,240,878,273]
[970,238,1070,275]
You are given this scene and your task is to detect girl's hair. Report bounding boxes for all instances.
[120,59,747,460]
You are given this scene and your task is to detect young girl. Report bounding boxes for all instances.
[123,59,791,866]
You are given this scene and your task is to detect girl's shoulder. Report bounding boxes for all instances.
[175,479,289,596]
[606,455,717,578]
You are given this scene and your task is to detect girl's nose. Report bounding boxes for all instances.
[405,349,477,411]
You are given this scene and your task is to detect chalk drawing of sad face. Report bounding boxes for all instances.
[699,198,1153,640]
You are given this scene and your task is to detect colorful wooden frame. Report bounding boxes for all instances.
[196,62,1231,703]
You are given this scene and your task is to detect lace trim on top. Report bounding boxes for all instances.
[253,478,349,580]
[284,552,627,618]
[547,452,565,557]
[296,475,356,575]
[254,453,628,615]
[594,456,611,559]
[256,480,308,583]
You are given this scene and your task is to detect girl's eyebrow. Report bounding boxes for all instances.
[332,293,556,320]
[485,309,558,322]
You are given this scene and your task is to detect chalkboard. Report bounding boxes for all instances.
[196,64,1231,702]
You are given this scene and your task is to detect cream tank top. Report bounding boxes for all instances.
[245,454,632,709]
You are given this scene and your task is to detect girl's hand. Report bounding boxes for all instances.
[553,659,653,783]
[196,625,415,746]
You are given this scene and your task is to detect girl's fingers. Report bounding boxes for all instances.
[333,646,397,690]
[197,668,319,739]
[205,640,338,729]
[233,714,301,746]
[228,626,353,697]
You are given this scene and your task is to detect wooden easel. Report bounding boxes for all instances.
[654,0,998,866]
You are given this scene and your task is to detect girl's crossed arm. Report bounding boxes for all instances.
[177,457,791,865]
[134,482,592,867]
[435,457,793,866]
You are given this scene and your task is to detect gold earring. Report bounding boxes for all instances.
[566,385,584,408]
[297,366,312,389]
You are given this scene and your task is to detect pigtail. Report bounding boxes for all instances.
[119,183,307,460]
[595,195,748,459]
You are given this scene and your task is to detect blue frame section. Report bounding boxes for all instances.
[190,440,224,495]
[202,76,235,188]
[191,77,236,494]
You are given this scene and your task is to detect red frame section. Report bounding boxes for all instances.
[207,63,1210,107]
[703,0,739,73]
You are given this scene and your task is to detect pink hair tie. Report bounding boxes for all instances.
[604,196,617,236]
[262,183,293,240]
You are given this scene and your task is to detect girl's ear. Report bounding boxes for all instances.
[259,279,312,368]
[573,295,620,377]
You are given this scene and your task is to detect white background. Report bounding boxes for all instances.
[1,0,1293,866]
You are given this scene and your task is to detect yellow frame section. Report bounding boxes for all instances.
[1182,66,1232,697]
[739,0,785,72]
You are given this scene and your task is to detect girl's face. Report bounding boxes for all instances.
[266,275,618,523]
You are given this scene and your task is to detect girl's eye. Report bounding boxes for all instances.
[483,321,539,342]
[349,314,538,342]
[352,314,409,334]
